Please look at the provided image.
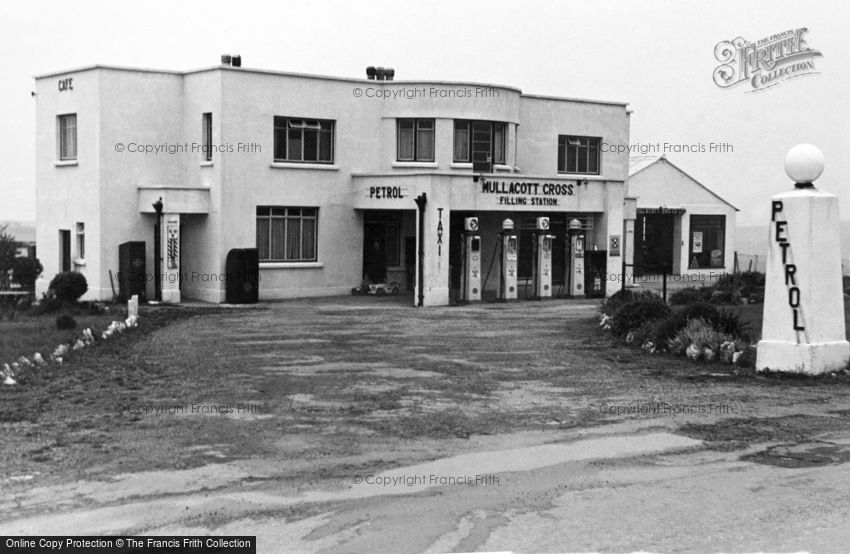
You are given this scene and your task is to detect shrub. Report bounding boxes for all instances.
[713,273,737,292]
[709,288,740,305]
[630,320,657,345]
[12,257,43,290]
[714,309,751,340]
[737,271,764,289]
[675,302,720,324]
[31,291,64,315]
[48,271,88,303]
[651,303,720,347]
[669,286,713,305]
[651,316,683,350]
[738,271,766,303]
[735,345,757,368]
[610,297,671,337]
[56,314,77,330]
[600,288,662,316]
[668,318,735,360]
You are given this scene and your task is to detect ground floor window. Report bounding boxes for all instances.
[75,222,85,260]
[256,207,318,262]
[689,214,725,269]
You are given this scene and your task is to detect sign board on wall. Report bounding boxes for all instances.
[351,175,606,213]
[166,221,179,270]
[609,235,621,257]
[692,231,703,254]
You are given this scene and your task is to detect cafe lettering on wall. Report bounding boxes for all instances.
[480,178,577,207]
[58,78,74,91]
[771,200,804,332]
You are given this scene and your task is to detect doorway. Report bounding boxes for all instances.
[635,214,675,275]
[59,229,71,272]
[362,211,413,289]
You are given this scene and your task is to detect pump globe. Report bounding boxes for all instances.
[784,143,824,185]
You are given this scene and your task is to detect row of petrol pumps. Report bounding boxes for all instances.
[459,216,598,302]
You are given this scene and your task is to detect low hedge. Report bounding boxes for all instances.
[609,297,671,337]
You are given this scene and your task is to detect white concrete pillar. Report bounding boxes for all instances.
[623,197,637,289]
[623,219,635,287]
[161,213,181,303]
[414,185,450,307]
[603,185,625,297]
[756,144,850,375]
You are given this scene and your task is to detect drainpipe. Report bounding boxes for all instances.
[414,193,427,307]
[152,197,163,302]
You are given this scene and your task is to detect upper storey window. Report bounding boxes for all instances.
[58,114,77,161]
[202,113,212,162]
[454,120,506,165]
[274,117,334,163]
[397,119,435,162]
[558,135,600,174]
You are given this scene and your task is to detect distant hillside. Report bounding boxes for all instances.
[0,220,35,243]
[736,223,850,274]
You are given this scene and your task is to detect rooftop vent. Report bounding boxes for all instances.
[221,54,242,67]
[366,66,394,80]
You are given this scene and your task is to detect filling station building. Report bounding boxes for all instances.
[34,58,640,306]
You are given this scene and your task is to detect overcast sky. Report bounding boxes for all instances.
[0,0,846,227]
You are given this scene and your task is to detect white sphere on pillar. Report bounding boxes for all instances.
[784,143,824,184]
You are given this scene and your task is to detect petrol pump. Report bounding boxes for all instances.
[499,218,518,301]
[568,218,586,297]
[533,217,555,299]
[460,217,482,302]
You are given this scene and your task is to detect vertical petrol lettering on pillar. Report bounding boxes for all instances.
[772,200,804,332]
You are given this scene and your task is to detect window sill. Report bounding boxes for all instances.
[392,161,438,169]
[557,172,602,179]
[449,163,512,171]
[270,162,338,170]
[200,161,214,167]
[260,262,324,269]
[55,160,78,167]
